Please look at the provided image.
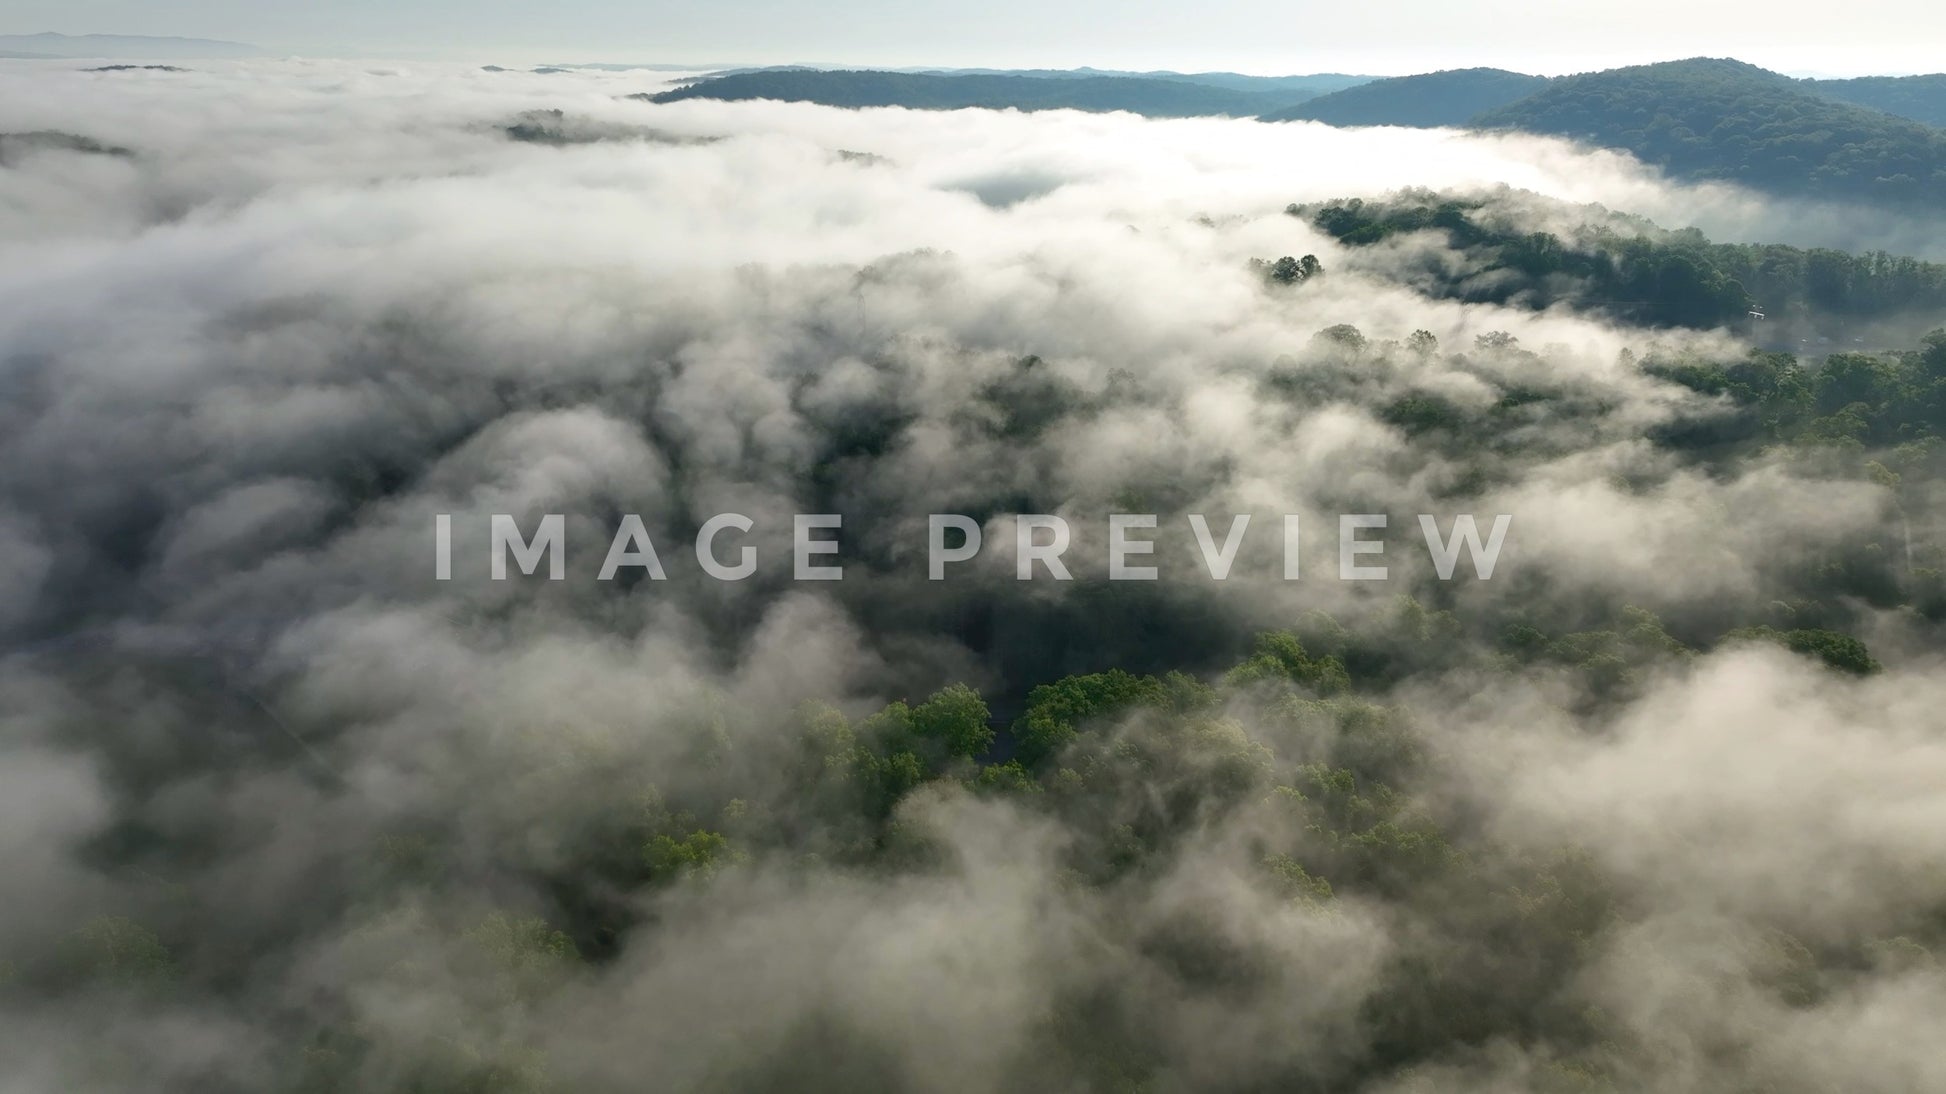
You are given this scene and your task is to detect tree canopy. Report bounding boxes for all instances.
[1471,58,1946,207]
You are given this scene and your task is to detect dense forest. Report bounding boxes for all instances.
[1260,68,1548,127]
[1294,189,1946,335]
[1471,58,1946,207]
[1253,65,1946,134]
[1808,73,1946,127]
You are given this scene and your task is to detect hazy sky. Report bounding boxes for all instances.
[7,0,1944,76]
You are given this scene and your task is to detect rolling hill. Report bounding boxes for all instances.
[1294,189,1946,334]
[1809,73,1946,128]
[665,65,1374,99]
[1470,57,1946,207]
[1262,68,1548,127]
[645,69,1315,117]
[912,67,1375,97]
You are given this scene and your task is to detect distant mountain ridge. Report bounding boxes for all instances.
[646,69,1316,117]
[1809,73,1946,127]
[906,67,1373,97]
[0,32,264,58]
[1262,68,1549,126]
[662,65,1374,98]
[651,57,1946,208]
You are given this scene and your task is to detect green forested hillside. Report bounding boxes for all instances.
[1470,58,1946,206]
[1262,68,1548,127]
[1296,191,1946,331]
[1810,73,1946,127]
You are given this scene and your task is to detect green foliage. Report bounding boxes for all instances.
[1472,58,1946,207]
[787,684,1001,822]
[968,759,1039,796]
[867,749,926,812]
[1274,767,1456,893]
[1263,853,1335,903]
[463,913,581,1006]
[1648,337,1946,454]
[1807,73,1946,128]
[1382,391,1466,436]
[1014,669,1174,767]
[645,829,741,878]
[1300,192,1946,331]
[1308,323,1370,355]
[1726,626,1883,674]
[1043,709,1275,883]
[908,682,993,758]
[1251,253,1324,286]
[54,915,174,987]
[1278,696,1423,784]
[1225,631,1352,694]
[1487,608,1698,701]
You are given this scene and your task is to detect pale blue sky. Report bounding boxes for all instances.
[8,0,1942,76]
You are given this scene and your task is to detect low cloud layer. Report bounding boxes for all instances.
[2,59,1943,1093]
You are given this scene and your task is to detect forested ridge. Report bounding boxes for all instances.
[1805,73,1946,128]
[659,58,1946,208]
[645,70,1311,117]
[1294,190,1946,334]
[909,67,1373,97]
[1470,58,1946,207]
[1260,68,1549,127]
